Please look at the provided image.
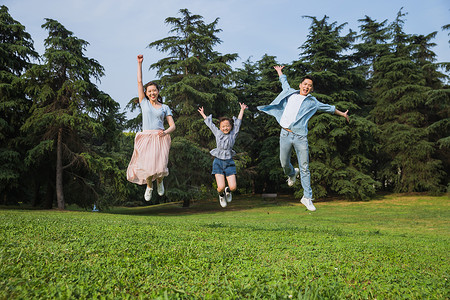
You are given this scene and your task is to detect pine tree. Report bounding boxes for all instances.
[22,19,123,209]
[132,9,239,206]
[148,9,238,139]
[0,5,39,204]
[291,15,379,200]
[371,9,446,192]
[410,28,450,192]
[233,55,285,193]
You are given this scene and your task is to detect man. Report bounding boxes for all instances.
[257,66,349,211]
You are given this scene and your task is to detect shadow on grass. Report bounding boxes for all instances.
[104,194,302,216]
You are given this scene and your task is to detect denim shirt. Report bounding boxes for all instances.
[204,115,242,159]
[257,74,335,136]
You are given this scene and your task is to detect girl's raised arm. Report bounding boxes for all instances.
[237,102,248,120]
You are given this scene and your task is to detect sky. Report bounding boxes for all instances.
[4,0,450,119]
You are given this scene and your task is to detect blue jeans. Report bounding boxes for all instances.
[279,129,312,199]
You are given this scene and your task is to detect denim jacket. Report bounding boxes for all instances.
[257,74,335,136]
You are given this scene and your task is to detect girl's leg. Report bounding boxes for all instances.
[226,175,237,192]
[215,174,226,193]
[215,174,227,207]
[225,174,236,203]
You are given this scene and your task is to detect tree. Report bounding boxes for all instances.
[148,8,238,139]
[371,9,446,193]
[0,5,39,204]
[232,55,285,193]
[22,19,124,209]
[127,9,239,206]
[289,15,379,200]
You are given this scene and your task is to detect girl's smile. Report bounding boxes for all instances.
[220,120,232,134]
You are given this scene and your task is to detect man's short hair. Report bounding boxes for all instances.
[301,75,314,85]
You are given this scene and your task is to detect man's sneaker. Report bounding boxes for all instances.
[157,180,165,196]
[144,186,153,201]
[219,193,227,208]
[287,168,300,187]
[301,197,316,211]
[225,187,232,203]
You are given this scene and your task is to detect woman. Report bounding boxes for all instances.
[127,55,175,201]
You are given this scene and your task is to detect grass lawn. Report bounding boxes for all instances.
[0,194,449,299]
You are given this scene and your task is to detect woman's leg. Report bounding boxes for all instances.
[144,177,153,201]
[156,177,164,196]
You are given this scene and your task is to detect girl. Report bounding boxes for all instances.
[127,55,176,201]
[198,103,247,207]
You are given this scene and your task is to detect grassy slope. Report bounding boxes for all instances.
[0,194,449,299]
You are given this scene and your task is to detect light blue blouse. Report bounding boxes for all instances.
[140,99,172,130]
[204,115,242,160]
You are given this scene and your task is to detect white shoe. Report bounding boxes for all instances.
[287,168,299,187]
[219,193,227,208]
[301,197,316,211]
[225,187,232,203]
[144,186,153,201]
[157,180,165,196]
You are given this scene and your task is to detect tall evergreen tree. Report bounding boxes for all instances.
[129,9,239,206]
[22,19,124,209]
[410,29,450,192]
[371,9,446,192]
[148,8,238,139]
[233,55,285,193]
[0,5,39,204]
[352,16,391,116]
[290,15,379,200]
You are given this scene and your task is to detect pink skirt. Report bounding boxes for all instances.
[127,130,171,185]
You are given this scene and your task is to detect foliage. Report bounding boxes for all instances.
[289,15,379,200]
[125,9,241,206]
[371,9,448,193]
[21,19,125,209]
[148,8,238,137]
[0,194,448,298]
[165,136,213,207]
[1,5,449,206]
[233,55,285,193]
[0,5,39,204]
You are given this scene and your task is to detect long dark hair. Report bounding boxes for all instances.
[143,81,163,103]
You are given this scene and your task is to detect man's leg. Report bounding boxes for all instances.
[293,135,313,199]
[279,130,295,177]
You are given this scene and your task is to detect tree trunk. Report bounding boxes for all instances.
[56,128,65,209]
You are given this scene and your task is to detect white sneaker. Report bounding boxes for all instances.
[301,197,316,211]
[287,168,300,187]
[157,180,164,196]
[219,193,227,208]
[144,186,153,201]
[225,187,232,203]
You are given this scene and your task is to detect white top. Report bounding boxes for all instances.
[279,93,306,128]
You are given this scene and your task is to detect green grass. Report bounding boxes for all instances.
[0,194,449,299]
